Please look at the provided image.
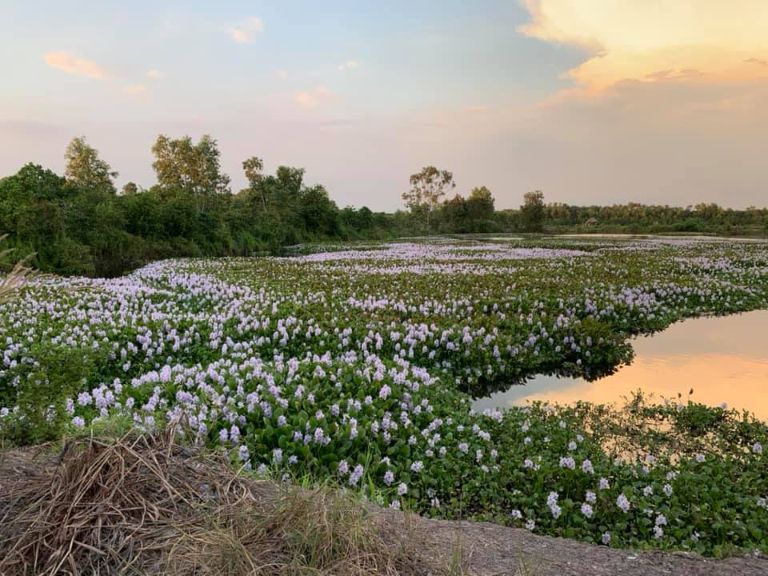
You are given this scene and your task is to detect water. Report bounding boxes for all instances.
[473,310,768,420]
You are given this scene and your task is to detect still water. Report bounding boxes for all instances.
[473,310,768,420]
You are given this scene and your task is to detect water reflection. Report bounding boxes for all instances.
[473,311,768,420]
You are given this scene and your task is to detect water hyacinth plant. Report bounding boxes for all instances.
[0,236,767,555]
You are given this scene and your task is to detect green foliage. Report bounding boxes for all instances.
[0,139,391,277]
[1,346,96,444]
[1,238,768,555]
[152,134,231,196]
[64,136,117,194]
[520,190,545,233]
[403,166,456,231]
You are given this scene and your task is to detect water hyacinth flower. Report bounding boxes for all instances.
[349,464,364,486]
[616,493,631,513]
[397,482,408,496]
[525,519,536,531]
[547,492,561,519]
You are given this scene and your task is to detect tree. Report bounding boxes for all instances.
[64,136,117,194]
[520,190,545,232]
[441,194,468,233]
[121,182,139,196]
[242,156,266,209]
[151,134,231,197]
[300,185,340,236]
[403,166,455,230]
[466,186,495,229]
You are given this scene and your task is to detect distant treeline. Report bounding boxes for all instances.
[1,135,766,277]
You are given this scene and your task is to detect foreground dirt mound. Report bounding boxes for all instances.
[1,434,765,576]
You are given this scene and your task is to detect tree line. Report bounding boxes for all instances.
[0,136,765,277]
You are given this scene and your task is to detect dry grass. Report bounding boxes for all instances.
[0,430,435,576]
[0,236,34,305]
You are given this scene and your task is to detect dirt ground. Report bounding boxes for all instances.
[390,511,767,576]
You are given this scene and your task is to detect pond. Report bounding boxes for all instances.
[473,310,768,420]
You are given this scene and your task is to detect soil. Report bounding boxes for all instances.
[382,511,768,576]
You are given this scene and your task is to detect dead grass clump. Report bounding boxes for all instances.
[0,431,432,575]
[0,236,34,305]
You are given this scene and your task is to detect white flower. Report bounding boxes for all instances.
[643,485,654,497]
[525,519,536,531]
[601,532,611,545]
[580,503,593,518]
[616,493,631,513]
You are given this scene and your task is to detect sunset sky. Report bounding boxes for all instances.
[2,1,767,210]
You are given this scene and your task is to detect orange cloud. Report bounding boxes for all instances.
[520,1,768,91]
[44,52,105,79]
[123,84,149,96]
[294,86,333,109]
[228,17,264,44]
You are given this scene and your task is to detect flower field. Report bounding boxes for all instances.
[1,237,767,555]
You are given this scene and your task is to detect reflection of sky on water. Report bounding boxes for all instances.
[473,311,768,420]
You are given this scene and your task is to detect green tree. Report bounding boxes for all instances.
[151,134,231,197]
[403,166,455,231]
[441,194,468,233]
[242,156,267,210]
[121,182,139,196]
[64,136,117,194]
[466,186,495,230]
[520,190,545,232]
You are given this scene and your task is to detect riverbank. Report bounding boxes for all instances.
[2,433,765,576]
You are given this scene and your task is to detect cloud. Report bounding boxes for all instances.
[44,52,105,79]
[228,17,264,44]
[337,60,360,72]
[275,69,289,80]
[519,1,768,92]
[123,84,149,96]
[294,86,333,109]
[147,69,163,79]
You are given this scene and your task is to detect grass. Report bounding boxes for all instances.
[0,429,437,576]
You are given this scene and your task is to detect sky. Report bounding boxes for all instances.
[1,0,767,210]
